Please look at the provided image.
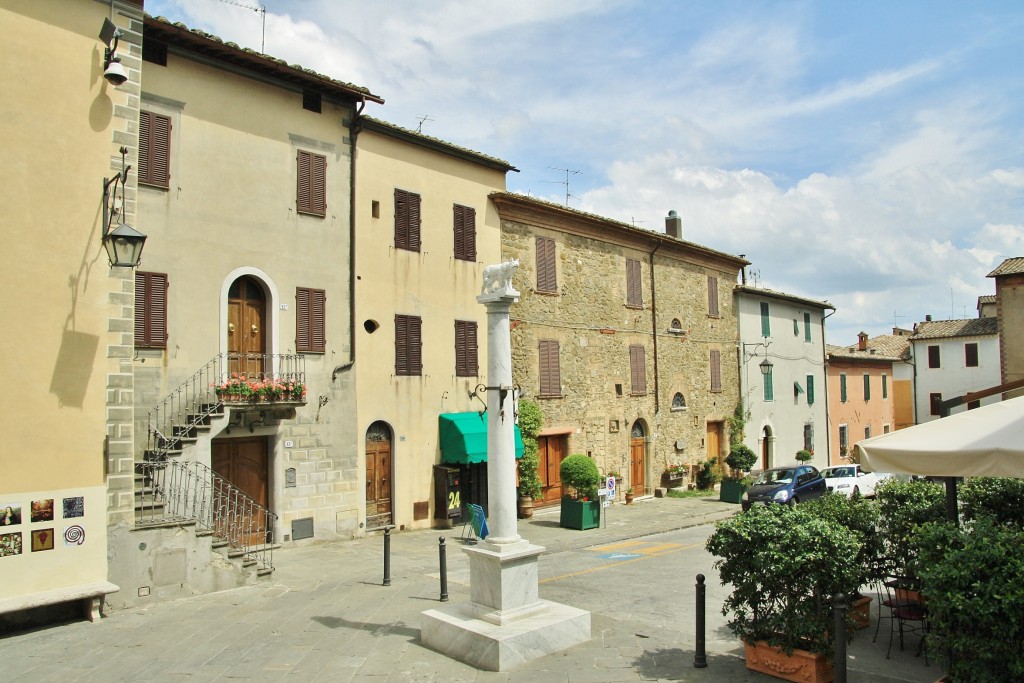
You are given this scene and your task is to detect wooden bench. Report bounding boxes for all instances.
[0,581,119,622]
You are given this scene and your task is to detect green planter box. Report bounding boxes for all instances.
[719,480,748,504]
[560,497,601,530]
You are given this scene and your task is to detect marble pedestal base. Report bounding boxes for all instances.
[420,539,591,671]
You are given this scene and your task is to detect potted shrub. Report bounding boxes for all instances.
[559,453,601,530]
[720,444,757,504]
[915,515,1024,682]
[802,493,884,629]
[706,504,863,682]
[624,487,635,505]
[515,399,543,518]
[795,449,813,464]
[694,457,722,492]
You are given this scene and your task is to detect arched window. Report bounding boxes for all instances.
[672,392,686,410]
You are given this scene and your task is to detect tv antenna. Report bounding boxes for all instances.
[630,217,646,227]
[893,311,905,329]
[415,115,435,133]
[215,0,266,53]
[541,167,581,207]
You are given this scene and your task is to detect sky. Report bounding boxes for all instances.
[145,0,1024,345]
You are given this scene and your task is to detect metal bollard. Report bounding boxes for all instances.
[383,526,393,586]
[694,574,708,668]
[834,593,847,683]
[439,536,449,602]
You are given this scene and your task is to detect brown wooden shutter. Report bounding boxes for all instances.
[708,276,719,316]
[395,189,422,252]
[139,111,171,188]
[629,345,647,394]
[710,349,722,392]
[296,151,326,217]
[454,205,476,261]
[538,339,561,396]
[536,237,557,293]
[395,315,423,375]
[135,271,168,348]
[455,320,478,376]
[296,287,326,353]
[626,258,642,307]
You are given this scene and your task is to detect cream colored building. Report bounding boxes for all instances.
[0,0,143,621]
[353,118,516,531]
[493,198,747,503]
[104,15,384,609]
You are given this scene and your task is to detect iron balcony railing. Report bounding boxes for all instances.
[145,353,305,461]
[135,459,277,573]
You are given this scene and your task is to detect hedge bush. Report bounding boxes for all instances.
[559,453,600,500]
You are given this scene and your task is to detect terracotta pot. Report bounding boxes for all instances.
[517,496,534,519]
[744,641,834,683]
[625,492,635,504]
[850,594,872,630]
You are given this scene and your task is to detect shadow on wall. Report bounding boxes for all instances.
[50,329,99,408]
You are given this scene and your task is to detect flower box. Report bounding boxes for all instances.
[719,480,748,504]
[560,497,600,530]
[744,641,834,683]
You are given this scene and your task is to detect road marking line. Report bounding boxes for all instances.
[541,542,702,584]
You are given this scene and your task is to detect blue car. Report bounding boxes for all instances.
[741,465,826,511]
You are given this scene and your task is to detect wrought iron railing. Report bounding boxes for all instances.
[135,459,277,573]
[145,353,305,461]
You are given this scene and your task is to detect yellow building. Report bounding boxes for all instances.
[0,0,143,621]
[353,118,517,531]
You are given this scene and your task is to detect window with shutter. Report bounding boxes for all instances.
[538,339,561,396]
[395,189,422,252]
[965,342,979,367]
[707,276,719,317]
[454,320,478,376]
[928,345,941,368]
[626,258,642,308]
[804,312,812,341]
[763,372,773,401]
[296,150,326,217]
[806,374,815,405]
[135,272,168,348]
[138,111,171,189]
[453,205,477,261]
[395,314,423,376]
[535,237,557,294]
[296,287,326,353]
[863,373,871,401]
[710,349,722,392]
[629,345,647,395]
[840,374,848,402]
[760,302,771,337]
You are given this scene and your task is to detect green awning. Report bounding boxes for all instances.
[439,412,525,465]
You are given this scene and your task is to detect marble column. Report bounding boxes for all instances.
[420,261,590,671]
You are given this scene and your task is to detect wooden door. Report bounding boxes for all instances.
[538,435,566,505]
[761,426,771,470]
[212,437,269,546]
[365,422,393,530]
[228,276,266,376]
[707,421,724,465]
[630,421,646,494]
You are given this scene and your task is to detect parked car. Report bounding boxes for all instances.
[820,464,879,498]
[741,465,826,511]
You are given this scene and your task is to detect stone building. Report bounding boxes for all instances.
[987,257,1024,399]
[492,197,747,503]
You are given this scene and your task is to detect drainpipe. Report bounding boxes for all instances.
[821,307,836,464]
[649,245,661,414]
[333,98,366,382]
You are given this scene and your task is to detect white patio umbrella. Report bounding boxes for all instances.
[856,395,1024,478]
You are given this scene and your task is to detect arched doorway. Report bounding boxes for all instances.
[630,420,646,494]
[228,275,266,376]
[365,421,393,530]
[761,425,773,470]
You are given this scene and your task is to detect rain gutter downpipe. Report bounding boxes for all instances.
[333,98,366,382]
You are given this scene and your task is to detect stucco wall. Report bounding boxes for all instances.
[910,335,1001,422]
[353,127,509,532]
[827,360,897,462]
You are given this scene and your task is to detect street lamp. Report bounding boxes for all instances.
[759,357,773,376]
[102,146,147,268]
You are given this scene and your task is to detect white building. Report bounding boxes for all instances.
[734,286,833,470]
[909,317,1000,422]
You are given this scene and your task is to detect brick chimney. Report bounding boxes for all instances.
[858,332,868,351]
[665,210,682,239]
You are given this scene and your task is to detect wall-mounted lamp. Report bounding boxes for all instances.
[102,146,147,268]
[99,17,128,86]
[742,338,773,376]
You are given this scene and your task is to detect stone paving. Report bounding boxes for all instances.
[0,495,940,682]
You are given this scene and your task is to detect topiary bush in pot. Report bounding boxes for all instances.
[720,444,758,503]
[706,504,862,671]
[559,454,601,530]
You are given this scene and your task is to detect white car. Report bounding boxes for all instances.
[819,465,879,498]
